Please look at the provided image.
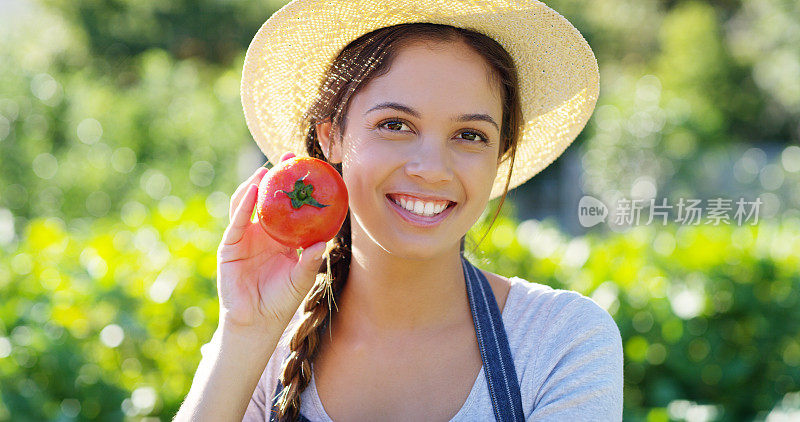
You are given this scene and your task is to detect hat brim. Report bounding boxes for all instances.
[241,0,599,200]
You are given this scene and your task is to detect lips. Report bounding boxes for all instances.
[385,194,456,227]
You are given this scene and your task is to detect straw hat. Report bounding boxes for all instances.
[241,0,599,200]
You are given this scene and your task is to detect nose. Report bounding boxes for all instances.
[404,138,454,184]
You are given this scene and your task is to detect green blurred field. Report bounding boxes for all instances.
[1,0,799,420]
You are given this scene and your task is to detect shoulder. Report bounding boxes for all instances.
[461,267,621,352]
[475,270,622,360]
[499,276,623,419]
[503,274,619,338]
[524,282,622,364]
[479,270,514,313]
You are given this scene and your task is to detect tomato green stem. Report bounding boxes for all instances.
[278,172,329,209]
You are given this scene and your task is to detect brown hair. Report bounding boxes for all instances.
[272,22,523,421]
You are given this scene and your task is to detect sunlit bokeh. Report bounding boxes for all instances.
[1,0,798,420]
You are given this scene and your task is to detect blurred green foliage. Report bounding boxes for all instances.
[580,0,800,202]
[37,0,286,65]
[0,199,222,419]
[1,0,799,421]
[0,21,252,225]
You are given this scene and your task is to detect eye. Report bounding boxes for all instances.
[378,119,411,133]
[377,118,490,144]
[456,130,489,144]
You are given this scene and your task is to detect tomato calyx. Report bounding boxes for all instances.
[278,172,329,209]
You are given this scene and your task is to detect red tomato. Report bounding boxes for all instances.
[255,156,348,249]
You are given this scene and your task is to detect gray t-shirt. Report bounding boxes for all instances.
[239,276,623,421]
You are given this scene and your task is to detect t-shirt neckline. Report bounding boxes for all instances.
[306,276,525,421]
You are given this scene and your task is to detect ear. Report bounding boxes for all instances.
[315,120,343,164]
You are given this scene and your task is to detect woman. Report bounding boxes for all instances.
[176,1,622,421]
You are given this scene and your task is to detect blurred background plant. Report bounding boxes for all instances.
[0,0,798,421]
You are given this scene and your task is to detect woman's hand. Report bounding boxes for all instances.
[216,152,326,332]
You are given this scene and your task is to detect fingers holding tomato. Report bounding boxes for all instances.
[219,184,258,255]
[278,151,296,162]
[256,156,348,249]
[214,155,347,332]
[229,166,269,223]
[229,151,302,224]
[228,152,297,223]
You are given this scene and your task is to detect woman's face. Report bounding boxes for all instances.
[326,40,503,260]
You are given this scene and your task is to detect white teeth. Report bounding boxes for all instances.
[391,195,450,217]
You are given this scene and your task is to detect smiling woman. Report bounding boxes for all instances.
[174,1,621,422]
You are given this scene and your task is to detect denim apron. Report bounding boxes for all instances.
[269,256,524,421]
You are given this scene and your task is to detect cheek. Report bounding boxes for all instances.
[464,158,499,195]
[340,132,380,168]
[340,135,399,184]
[340,149,386,203]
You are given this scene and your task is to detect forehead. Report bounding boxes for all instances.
[350,40,502,117]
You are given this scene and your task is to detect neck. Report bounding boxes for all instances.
[332,227,471,338]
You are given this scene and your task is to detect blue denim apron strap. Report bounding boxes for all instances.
[461,256,525,422]
[268,257,524,422]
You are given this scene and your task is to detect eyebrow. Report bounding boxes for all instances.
[364,101,500,132]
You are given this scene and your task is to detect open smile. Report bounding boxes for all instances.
[385,193,457,227]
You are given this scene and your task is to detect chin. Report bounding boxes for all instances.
[376,236,461,262]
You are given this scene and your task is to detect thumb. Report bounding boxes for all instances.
[288,241,326,300]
